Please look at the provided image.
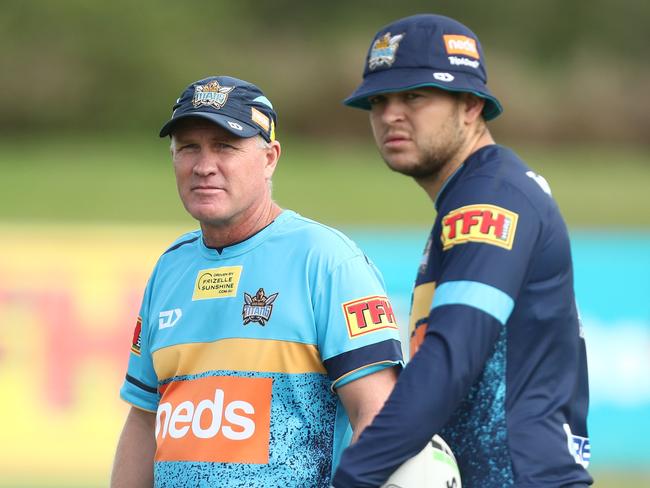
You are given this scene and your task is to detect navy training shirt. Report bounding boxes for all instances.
[333,145,592,487]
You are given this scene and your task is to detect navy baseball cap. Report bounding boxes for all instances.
[159,76,277,141]
[344,14,503,120]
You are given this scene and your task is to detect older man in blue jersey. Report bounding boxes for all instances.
[333,14,592,488]
[110,76,403,488]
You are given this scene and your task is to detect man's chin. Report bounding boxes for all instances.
[382,153,445,179]
[381,153,413,173]
[384,159,430,178]
[187,206,230,226]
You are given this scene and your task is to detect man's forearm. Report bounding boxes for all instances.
[111,407,156,488]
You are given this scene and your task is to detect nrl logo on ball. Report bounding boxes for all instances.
[381,434,462,488]
[242,288,278,326]
[193,80,234,109]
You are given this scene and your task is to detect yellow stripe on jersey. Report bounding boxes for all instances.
[409,281,436,358]
[408,282,436,337]
[153,338,327,381]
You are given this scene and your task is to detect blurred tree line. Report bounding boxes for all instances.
[1,0,648,144]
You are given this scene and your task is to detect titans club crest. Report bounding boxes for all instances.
[368,32,404,70]
[242,288,279,326]
[192,80,235,109]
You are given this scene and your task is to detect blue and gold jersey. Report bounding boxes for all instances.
[335,145,592,487]
[120,210,403,488]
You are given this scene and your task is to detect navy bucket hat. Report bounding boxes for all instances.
[344,14,503,121]
[159,76,277,141]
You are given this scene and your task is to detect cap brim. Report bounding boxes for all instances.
[159,112,262,138]
[344,68,503,121]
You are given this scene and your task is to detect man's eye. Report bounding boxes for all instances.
[404,92,421,100]
[368,95,385,105]
[216,142,235,150]
[178,143,198,152]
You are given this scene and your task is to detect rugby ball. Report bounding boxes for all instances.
[381,435,461,488]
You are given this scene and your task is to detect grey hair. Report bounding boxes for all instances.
[256,136,271,149]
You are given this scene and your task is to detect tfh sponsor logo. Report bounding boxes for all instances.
[155,375,272,464]
[342,295,398,338]
[441,204,518,251]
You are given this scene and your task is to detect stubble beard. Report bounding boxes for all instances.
[381,106,465,179]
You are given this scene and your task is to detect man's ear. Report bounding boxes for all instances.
[264,140,281,179]
[461,93,485,125]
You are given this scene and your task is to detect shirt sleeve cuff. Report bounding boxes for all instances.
[333,361,401,390]
[119,376,160,412]
[324,339,403,390]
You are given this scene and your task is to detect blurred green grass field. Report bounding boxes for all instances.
[1,135,649,228]
[0,136,649,487]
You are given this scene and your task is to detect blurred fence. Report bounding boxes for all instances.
[0,224,648,486]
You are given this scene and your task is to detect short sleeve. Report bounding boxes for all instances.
[119,275,160,412]
[434,175,542,319]
[314,254,403,389]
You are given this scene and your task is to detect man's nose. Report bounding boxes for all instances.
[380,98,406,124]
[193,150,219,176]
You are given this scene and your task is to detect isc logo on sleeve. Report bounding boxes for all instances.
[131,316,142,356]
[155,375,272,464]
[441,204,518,251]
[342,295,398,338]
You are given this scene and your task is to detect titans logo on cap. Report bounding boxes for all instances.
[192,80,235,109]
[368,32,404,70]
